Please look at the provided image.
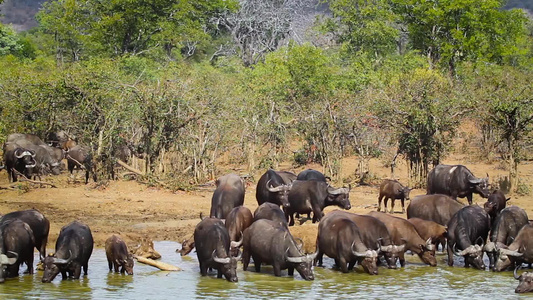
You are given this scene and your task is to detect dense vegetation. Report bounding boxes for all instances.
[0,0,531,192]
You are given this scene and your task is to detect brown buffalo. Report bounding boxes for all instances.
[377,179,411,213]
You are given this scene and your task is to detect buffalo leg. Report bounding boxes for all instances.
[252,255,261,273]
[390,198,395,214]
[217,270,222,278]
[26,255,34,274]
[288,267,294,276]
[348,261,356,271]
[199,262,208,276]
[384,198,389,213]
[339,258,349,273]
[316,251,324,267]
[114,261,120,273]
[83,263,88,275]
[242,249,250,271]
[73,266,82,279]
[447,243,454,267]
[466,194,473,206]
[61,270,68,280]
[399,252,405,267]
[401,198,405,213]
[377,195,383,212]
[273,264,282,277]
[312,205,324,223]
[107,259,113,271]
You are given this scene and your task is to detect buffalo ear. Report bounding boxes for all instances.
[506,197,511,202]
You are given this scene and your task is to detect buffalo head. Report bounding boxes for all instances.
[286,250,317,280]
[515,266,533,293]
[326,184,351,210]
[352,244,378,275]
[418,238,437,267]
[469,174,490,198]
[212,250,240,282]
[42,251,73,283]
[266,180,292,208]
[495,247,523,272]
[454,244,485,270]
[0,251,18,283]
[14,148,36,169]
[379,242,406,269]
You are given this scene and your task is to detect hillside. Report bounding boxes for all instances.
[1,0,531,32]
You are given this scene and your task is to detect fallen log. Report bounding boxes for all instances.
[134,256,181,271]
[12,170,57,188]
[117,159,144,176]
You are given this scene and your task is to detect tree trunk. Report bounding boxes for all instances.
[134,256,181,271]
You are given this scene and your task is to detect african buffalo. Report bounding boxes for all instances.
[42,221,94,282]
[323,210,404,269]
[67,145,97,184]
[484,206,528,270]
[494,224,533,272]
[105,235,134,275]
[177,238,195,256]
[253,202,288,228]
[427,164,490,205]
[2,142,36,182]
[7,133,47,146]
[284,180,351,225]
[209,174,245,219]
[514,266,533,293]
[242,219,316,280]
[407,194,464,226]
[225,206,253,256]
[256,169,293,208]
[296,169,328,182]
[194,218,239,282]
[483,190,511,221]
[0,209,50,260]
[377,179,411,213]
[0,219,34,282]
[9,139,61,178]
[447,205,490,270]
[368,211,436,267]
[407,218,447,251]
[317,215,378,274]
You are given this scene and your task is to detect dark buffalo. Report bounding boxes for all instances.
[253,202,288,228]
[2,142,36,182]
[0,219,34,282]
[407,194,464,226]
[225,206,253,256]
[514,266,533,293]
[407,218,447,251]
[324,210,404,269]
[296,169,328,182]
[284,180,351,226]
[0,209,50,260]
[177,237,195,256]
[209,174,245,219]
[276,170,297,184]
[105,235,134,275]
[317,215,378,274]
[9,139,61,178]
[194,218,239,282]
[484,206,528,270]
[42,221,94,282]
[368,211,436,267]
[483,190,511,221]
[255,169,293,208]
[242,219,316,280]
[7,133,47,146]
[67,145,97,184]
[377,179,411,213]
[494,224,533,272]
[427,164,490,205]
[446,205,490,270]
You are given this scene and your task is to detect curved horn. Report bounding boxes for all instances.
[397,243,407,252]
[468,177,482,184]
[351,241,369,257]
[14,149,26,159]
[475,236,484,246]
[484,241,496,252]
[53,250,73,265]
[230,235,244,249]
[266,180,283,192]
[499,248,523,257]
[307,249,318,261]
[514,265,522,280]
[453,244,470,256]
[0,251,18,265]
[327,186,348,195]
[294,237,304,251]
[286,255,304,263]
[212,250,230,264]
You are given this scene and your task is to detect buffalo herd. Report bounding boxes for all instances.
[197,165,532,293]
[0,133,531,294]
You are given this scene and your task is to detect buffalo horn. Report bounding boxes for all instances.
[499,248,523,257]
[15,149,32,159]
[514,265,522,280]
[484,241,496,252]
[468,177,482,184]
[53,250,73,265]
[0,251,18,265]
[453,244,468,256]
[212,250,231,264]
[426,238,433,248]
[266,180,283,192]
[327,186,347,195]
[307,249,318,261]
[286,255,305,263]
[351,241,368,257]
[230,235,244,249]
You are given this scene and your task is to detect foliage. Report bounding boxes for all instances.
[0,23,22,56]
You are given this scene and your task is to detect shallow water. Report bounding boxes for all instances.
[0,241,524,299]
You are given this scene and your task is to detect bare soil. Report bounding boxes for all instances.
[0,154,532,255]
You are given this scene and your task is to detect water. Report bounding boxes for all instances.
[0,241,525,299]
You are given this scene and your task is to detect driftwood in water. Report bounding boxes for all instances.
[132,237,161,259]
[134,256,181,271]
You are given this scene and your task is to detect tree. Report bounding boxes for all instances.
[473,65,533,191]
[215,0,313,66]
[391,0,530,74]
[0,23,22,56]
